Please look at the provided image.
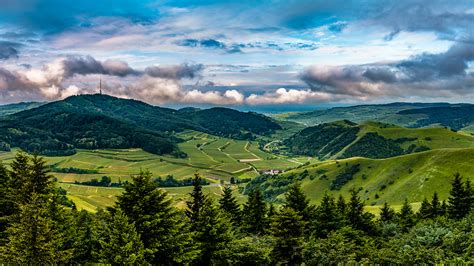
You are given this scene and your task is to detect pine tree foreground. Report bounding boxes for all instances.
[0,154,472,264]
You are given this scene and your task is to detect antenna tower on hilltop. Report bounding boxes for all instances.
[99,78,102,95]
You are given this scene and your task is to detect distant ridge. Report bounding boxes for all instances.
[0,94,281,156]
[282,102,474,130]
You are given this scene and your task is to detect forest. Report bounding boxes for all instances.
[1,153,472,264]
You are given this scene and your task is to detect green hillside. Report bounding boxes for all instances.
[284,120,474,159]
[0,101,45,117]
[245,148,474,205]
[280,102,474,130]
[0,94,281,155]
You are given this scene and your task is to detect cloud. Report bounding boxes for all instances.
[299,38,474,99]
[369,1,474,40]
[246,88,333,105]
[60,55,139,77]
[0,41,21,60]
[145,63,204,79]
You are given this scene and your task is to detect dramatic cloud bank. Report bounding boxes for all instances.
[0,0,473,105]
[300,38,474,99]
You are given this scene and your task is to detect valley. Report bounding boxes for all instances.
[0,95,473,213]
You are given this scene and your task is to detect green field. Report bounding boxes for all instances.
[59,183,246,212]
[1,125,473,213]
[0,130,319,211]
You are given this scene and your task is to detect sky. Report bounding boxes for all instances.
[0,0,473,108]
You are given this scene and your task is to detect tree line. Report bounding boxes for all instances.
[0,152,472,264]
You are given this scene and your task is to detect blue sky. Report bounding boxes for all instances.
[0,0,472,107]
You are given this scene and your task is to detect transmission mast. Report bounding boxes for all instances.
[99,78,102,95]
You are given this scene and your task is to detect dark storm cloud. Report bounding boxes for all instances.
[0,41,22,60]
[300,39,474,98]
[371,1,474,40]
[145,63,204,79]
[397,41,474,81]
[62,56,139,78]
[362,67,398,83]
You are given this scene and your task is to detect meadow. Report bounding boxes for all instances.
[0,130,319,211]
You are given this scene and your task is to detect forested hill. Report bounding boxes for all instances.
[0,101,45,117]
[0,94,281,155]
[398,105,474,130]
[281,102,474,130]
[284,120,474,159]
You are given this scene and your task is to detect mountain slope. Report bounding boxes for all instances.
[284,121,474,159]
[245,148,474,205]
[0,102,45,117]
[398,105,474,130]
[282,102,474,130]
[0,94,281,155]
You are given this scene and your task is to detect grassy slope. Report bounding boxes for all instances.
[358,122,474,149]
[282,148,474,206]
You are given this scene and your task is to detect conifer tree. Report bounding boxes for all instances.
[267,203,276,218]
[418,198,432,219]
[70,210,96,264]
[219,186,241,225]
[346,189,372,232]
[186,173,207,227]
[242,189,267,234]
[0,193,72,264]
[399,199,415,232]
[440,200,448,216]
[379,202,395,222]
[336,195,347,225]
[0,162,12,242]
[314,193,340,237]
[8,152,31,196]
[271,207,306,265]
[284,182,313,221]
[29,154,54,196]
[448,173,469,219]
[430,192,442,218]
[97,210,149,265]
[194,197,234,265]
[116,170,198,264]
[464,179,472,212]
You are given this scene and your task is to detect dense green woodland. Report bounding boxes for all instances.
[0,95,281,156]
[1,153,473,264]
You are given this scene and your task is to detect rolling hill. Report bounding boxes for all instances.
[0,94,281,156]
[0,101,45,116]
[281,102,474,130]
[244,147,474,205]
[284,120,474,159]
